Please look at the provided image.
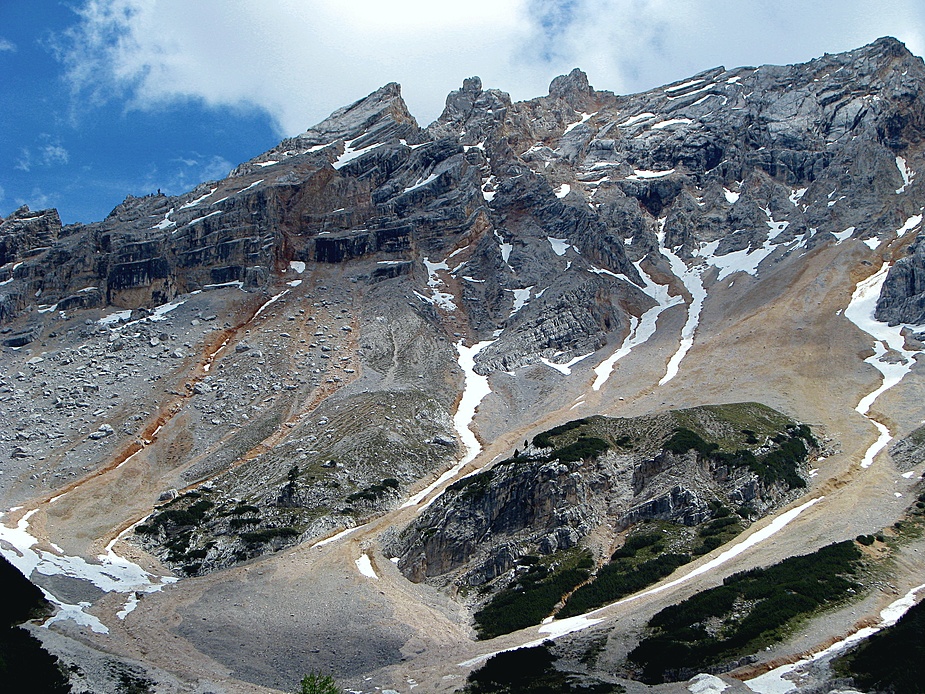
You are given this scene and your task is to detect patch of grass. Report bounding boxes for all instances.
[474,548,595,639]
[628,541,863,683]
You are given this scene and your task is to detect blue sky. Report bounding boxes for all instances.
[2,1,924,225]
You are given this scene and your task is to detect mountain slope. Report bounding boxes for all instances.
[1,36,925,694]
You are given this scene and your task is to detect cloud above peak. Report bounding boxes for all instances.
[54,0,925,137]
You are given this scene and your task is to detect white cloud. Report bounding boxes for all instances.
[56,0,925,137]
[157,153,233,194]
[15,141,70,171]
[0,37,16,52]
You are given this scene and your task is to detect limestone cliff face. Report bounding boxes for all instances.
[3,37,925,367]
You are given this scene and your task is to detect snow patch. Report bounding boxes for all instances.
[563,111,595,135]
[831,227,855,243]
[896,156,915,194]
[626,168,675,180]
[0,510,176,634]
[355,554,378,579]
[723,188,740,204]
[652,118,693,129]
[659,233,707,385]
[541,352,593,375]
[402,172,440,195]
[896,214,923,237]
[402,340,495,508]
[98,309,133,326]
[592,261,682,390]
[555,183,571,199]
[289,261,306,274]
[548,237,571,256]
[618,112,656,127]
[179,188,216,210]
[422,257,457,311]
[507,287,532,316]
[333,139,384,170]
[789,187,807,206]
[844,263,924,468]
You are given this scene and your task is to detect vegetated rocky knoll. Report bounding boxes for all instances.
[389,403,817,633]
[1,36,925,694]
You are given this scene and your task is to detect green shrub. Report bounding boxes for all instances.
[473,549,594,639]
[298,671,340,694]
[532,419,590,448]
[664,428,718,456]
[549,437,610,463]
[629,541,863,683]
[241,527,299,545]
[559,553,690,618]
[833,598,925,692]
[856,534,875,546]
[463,643,622,693]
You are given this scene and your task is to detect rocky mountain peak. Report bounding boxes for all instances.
[548,67,594,110]
[427,76,513,143]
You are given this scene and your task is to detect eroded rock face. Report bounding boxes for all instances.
[3,37,925,369]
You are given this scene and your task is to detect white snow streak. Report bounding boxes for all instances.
[626,168,675,180]
[333,139,384,170]
[659,235,707,385]
[402,172,440,195]
[652,118,693,129]
[563,111,595,134]
[402,340,495,508]
[618,112,656,127]
[844,262,924,467]
[592,261,682,390]
[541,353,593,376]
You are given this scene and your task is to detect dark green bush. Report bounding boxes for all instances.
[229,516,261,529]
[474,550,594,639]
[241,527,299,545]
[664,428,718,456]
[559,553,690,618]
[532,419,590,448]
[549,437,610,463]
[629,541,863,683]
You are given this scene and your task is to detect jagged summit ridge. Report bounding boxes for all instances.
[2,36,925,355]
